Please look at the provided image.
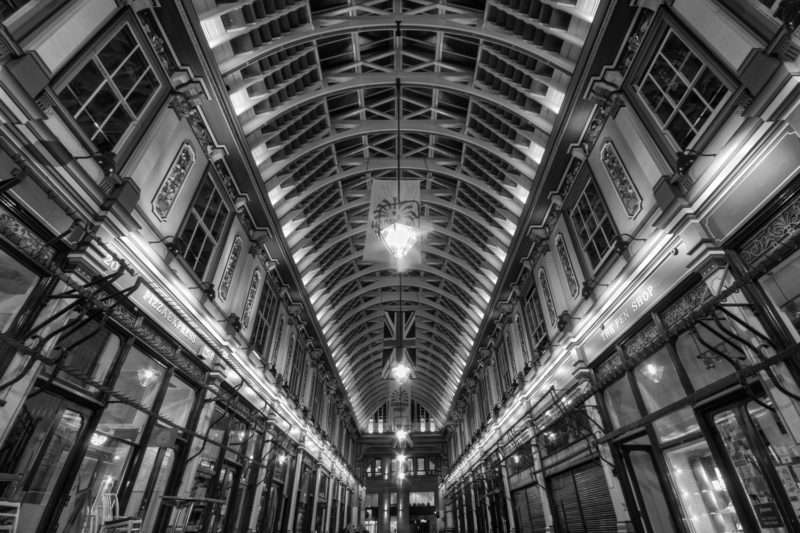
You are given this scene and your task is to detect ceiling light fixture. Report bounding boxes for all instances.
[375,76,419,259]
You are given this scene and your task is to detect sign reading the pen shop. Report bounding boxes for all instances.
[583,243,692,359]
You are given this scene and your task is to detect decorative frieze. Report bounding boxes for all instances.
[218,235,243,302]
[601,140,642,218]
[242,269,262,328]
[555,234,579,298]
[152,142,195,221]
[0,206,56,268]
[739,194,800,267]
[660,283,712,329]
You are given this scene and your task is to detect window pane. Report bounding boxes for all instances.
[634,347,686,412]
[715,408,786,531]
[127,69,157,115]
[56,322,120,391]
[55,438,135,533]
[653,407,699,444]
[112,49,148,96]
[99,26,135,72]
[159,375,195,427]
[604,377,641,429]
[114,346,166,410]
[638,30,728,149]
[665,439,741,532]
[0,249,38,332]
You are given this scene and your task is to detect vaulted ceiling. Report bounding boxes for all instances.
[194,0,600,431]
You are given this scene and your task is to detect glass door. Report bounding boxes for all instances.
[619,440,677,533]
[0,393,91,533]
[709,397,800,532]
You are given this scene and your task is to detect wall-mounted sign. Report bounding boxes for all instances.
[582,243,691,360]
[95,244,211,358]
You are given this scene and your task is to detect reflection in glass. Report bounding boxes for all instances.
[666,438,742,532]
[56,437,134,533]
[715,408,788,532]
[115,347,165,409]
[747,400,800,522]
[0,249,37,332]
[605,377,641,429]
[634,347,685,412]
[2,394,85,533]
[628,449,676,533]
[158,375,195,427]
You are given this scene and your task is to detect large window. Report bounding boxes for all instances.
[250,283,279,359]
[570,180,617,271]
[637,29,729,150]
[0,247,39,333]
[58,25,161,152]
[178,173,230,279]
[523,287,548,354]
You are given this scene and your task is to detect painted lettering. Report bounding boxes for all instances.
[142,289,198,344]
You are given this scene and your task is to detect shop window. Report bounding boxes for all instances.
[665,438,742,532]
[506,445,534,477]
[158,374,195,427]
[0,393,87,533]
[569,179,618,271]
[0,248,38,333]
[177,172,231,280]
[57,25,161,153]
[604,376,641,430]
[47,321,121,393]
[636,28,729,150]
[674,325,746,392]
[632,346,685,413]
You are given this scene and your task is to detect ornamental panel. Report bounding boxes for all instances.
[219,235,243,302]
[152,142,195,221]
[242,269,262,328]
[601,140,641,218]
[539,267,557,325]
[556,234,579,298]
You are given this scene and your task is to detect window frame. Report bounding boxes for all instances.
[623,11,739,166]
[52,13,169,164]
[175,164,234,283]
[567,175,619,275]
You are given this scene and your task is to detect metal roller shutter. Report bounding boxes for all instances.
[547,461,617,533]
[549,470,583,532]
[512,489,533,533]
[525,484,547,531]
[574,462,617,532]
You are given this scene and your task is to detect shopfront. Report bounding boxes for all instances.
[595,265,800,532]
[536,407,617,533]
[0,313,203,533]
[507,443,546,533]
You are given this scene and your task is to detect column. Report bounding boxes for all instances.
[324,472,336,533]
[335,481,344,530]
[481,464,493,532]
[467,473,478,533]
[500,458,516,533]
[287,441,305,533]
[531,441,553,533]
[247,409,275,532]
[310,461,323,530]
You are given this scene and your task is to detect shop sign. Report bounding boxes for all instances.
[95,246,211,357]
[583,244,691,359]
